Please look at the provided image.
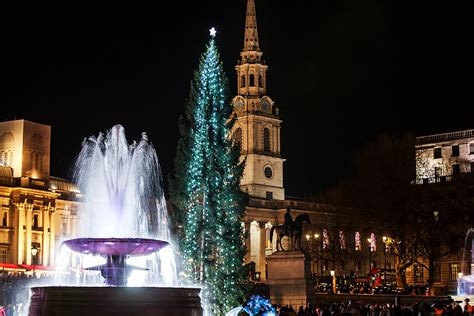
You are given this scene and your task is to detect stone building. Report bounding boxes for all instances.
[415,129,474,184]
[0,119,80,271]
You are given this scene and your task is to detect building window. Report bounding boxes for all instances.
[233,128,242,152]
[249,74,255,87]
[434,167,441,179]
[323,229,329,250]
[450,263,460,281]
[2,212,7,227]
[265,191,273,200]
[452,164,460,175]
[434,148,442,159]
[339,231,346,250]
[0,249,6,263]
[355,232,361,251]
[452,145,460,157]
[434,263,441,282]
[471,162,474,173]
[263,128,270,152]
[33,214,39,229]
[470,143,474,154]
[414,264,424,284]
[241,76,246,88]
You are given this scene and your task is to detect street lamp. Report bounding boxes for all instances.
[31,246,38,276]
[330,270,336,294]
[367,238,372,273]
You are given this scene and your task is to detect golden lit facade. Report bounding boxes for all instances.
[0,119,80,269]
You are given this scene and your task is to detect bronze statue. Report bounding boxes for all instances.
[270,211,311,251]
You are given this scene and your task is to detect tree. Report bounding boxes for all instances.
[168,32,247,315]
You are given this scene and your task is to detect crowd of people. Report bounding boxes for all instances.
[0,272,53,316]
[275,298,469,316]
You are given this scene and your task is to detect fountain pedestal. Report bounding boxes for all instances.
[29,286,203,316]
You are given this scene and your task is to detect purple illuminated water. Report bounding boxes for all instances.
[55,125,177,287]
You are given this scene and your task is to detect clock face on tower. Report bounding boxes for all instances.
[264,166,273,179]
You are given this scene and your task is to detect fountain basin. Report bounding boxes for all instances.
[63,238,169,256]
[29,286,202,316]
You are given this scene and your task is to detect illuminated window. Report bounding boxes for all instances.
[450,263,460,281]
[370,233,376,252]
[355,232,361,251]
[323,229,329,250]
[452,145,459,157]
[434,148,442,159]
[250,74,255,87]
[234,128,242,152]
[339,231,346,250]
[263,128,270,152]
[414,264,424,284]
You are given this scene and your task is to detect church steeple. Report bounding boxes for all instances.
[243,0,260,52]
[231,0,286,201]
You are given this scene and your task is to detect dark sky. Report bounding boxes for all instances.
[1,0,473,197]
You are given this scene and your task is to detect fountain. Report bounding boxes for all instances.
[28,125,202,315]
[457,228,474,296]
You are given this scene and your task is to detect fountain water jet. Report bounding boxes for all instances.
[457,228,474,296]
[28,125,202,315]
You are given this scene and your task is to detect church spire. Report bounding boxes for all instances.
[243,0,260,52]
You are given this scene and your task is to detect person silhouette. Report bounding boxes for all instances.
[283,207,294,237]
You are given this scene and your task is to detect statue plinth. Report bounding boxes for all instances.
[266,250,315,308]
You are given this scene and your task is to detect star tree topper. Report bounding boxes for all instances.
[210,27,217,37]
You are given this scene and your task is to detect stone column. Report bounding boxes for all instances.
[14,201,26,264]
[42,205,50,265]
[49,209,56,265]
[259,222,267,281]
[25,203,33,265]
[244,222,251,264]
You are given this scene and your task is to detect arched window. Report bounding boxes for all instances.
[234,128,243,152]
[250,74,255,86]
[323,229,329,250]
[241,75,246,88]
[355,232,361,251]
[263,128,270,152]
[339,231,346,250]
[369,233,376,252]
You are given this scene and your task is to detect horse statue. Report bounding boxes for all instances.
[270,213,311,251]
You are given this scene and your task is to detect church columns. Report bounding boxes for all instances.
[25,203,33,265]
[49,209,56,265]
[259,222,266,280]
[244,221,251,264]
[42,207,49,265]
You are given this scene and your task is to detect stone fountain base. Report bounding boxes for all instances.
[29,286,202,316]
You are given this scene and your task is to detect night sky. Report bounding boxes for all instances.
[1,0,473,197]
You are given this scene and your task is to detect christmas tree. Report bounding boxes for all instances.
[169,28,248,315]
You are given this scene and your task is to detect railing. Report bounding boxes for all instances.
[411,172,474,185]
[416,129,474,145]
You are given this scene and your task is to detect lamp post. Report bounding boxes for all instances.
[31,246,38,276]
[367,238,372,273]
[314,233,321,277]
[330,270,336,294]
[382,236,388,286]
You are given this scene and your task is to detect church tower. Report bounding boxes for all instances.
[232,0,285,200]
